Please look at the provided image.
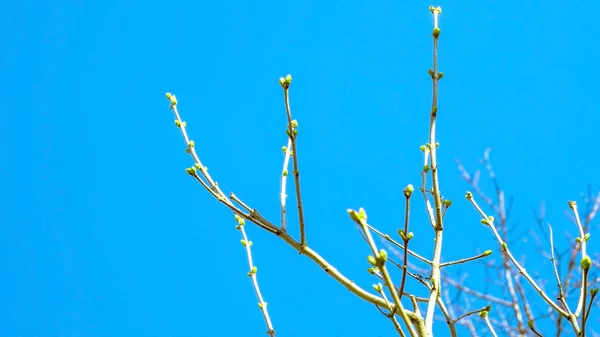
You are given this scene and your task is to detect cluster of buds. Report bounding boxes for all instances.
[398,229,414,242]
[347,207,368,224]
[234,214,245,230]
[367,249,388,268]
[279,74,293,89]
[429,6,442,36]
[286,119,299,138]
[442,198,452,210]
[165,92,177,107]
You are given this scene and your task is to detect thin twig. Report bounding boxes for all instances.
[441,251,492,268]
[548,222,575,320]
[236,216,276,337]
[452,305,491,325]
[374,283,405,336]
[281,78,307,246]
[369,225,432,265]
[581,268,589,337]
[351,209,419,337]
[280,139,293,230]
[585,289,597,325]
[436,290,458,337]
[398,187,413,303]
[570,201,588,318]
[424,7,446,336]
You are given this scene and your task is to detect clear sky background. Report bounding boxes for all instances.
[1,0,599,336]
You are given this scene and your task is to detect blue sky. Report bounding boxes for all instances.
[1,0,599,336]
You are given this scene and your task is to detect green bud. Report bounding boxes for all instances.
[398,229,406,240]
[279,77,286,86]
[423,164,430,172]
[348,209,360,223]
[483,250,492,257]
[501,242,508,251]
[584,233,590,241]
[433,27,441,37]
[372,283,383,292]
[291,119,298,128]
[241,240,247,247]
[420,145,427,152]
[406,232,414,240]
[581,255,592,270]
[292,129,298,136]
[379,249,388,262]
[283,170,288,176]
[358,207,367,221]
[282,146,288,153]
[429,6,435,13]
[175,120,181,127]
[252,266,257,274]
[188,140,195,148]
[428,69,434,77]
[404,184,414,197]
[590,288,599,296]
[432,106,438,114]
[528,320,534,329]
[285,74,292,84]
[568,201,577,208]
[438,72,444,80]
[195,163,203,170]
[480,219,489,225]
[166,92,172,99]
[465,191,473,200]
[442,199,452,208]
[576,237,582,243]
[367,267,377,275]
[185,167,196,176]
[367,255,377,266]
[479,310,488,318]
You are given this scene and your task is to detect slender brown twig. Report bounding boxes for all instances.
[397,185,414,303]
[280,76,307,246]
